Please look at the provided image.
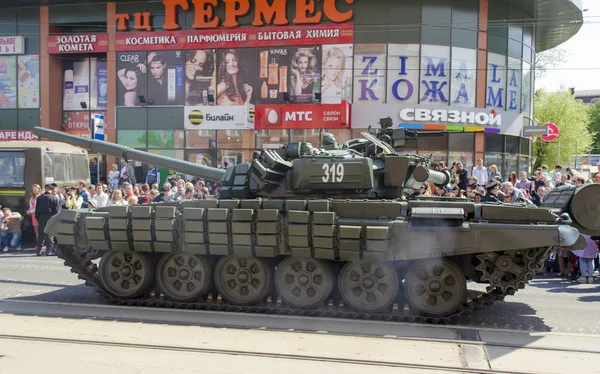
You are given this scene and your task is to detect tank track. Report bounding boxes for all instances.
[57,245,550,324]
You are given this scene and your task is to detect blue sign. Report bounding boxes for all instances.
[92,113,105,141]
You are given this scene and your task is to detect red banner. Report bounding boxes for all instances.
[48,34,108,54]
[115,23,354,52]
[255,101,351,130]
[0,130,38,141]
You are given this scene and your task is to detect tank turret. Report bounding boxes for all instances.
[541,183,600,236]
[34,126,449,200]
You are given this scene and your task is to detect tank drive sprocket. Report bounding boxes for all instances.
[475,248,546,295]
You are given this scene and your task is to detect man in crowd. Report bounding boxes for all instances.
[472,158,488,186]
[515,171,533,193]
[77,180,90,206]
[35,184,59,256]
[146,165,160,186]
[91,184,109,208]
[455,162,469,191]
[1,207,21,252]
[550,165,562,187]
[178,187,194,202]
[481,180,500,202]
[120,159,136,184]
[153,185,171,203]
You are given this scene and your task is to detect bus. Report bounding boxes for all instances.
[0,141,90,216]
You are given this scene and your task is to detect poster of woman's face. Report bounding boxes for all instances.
[146,50,184,106]
[321,44,353,104]
[289,46,321,104]
[216,48,257,106]
[257,47,289,104]
[185,49,216,106]
[117,52,147,107]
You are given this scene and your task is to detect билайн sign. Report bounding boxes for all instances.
[116,0,353,31]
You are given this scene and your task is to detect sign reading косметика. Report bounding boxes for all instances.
[115,24,353,51]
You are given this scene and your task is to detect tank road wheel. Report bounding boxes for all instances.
[214,255,273,305]
[99,250,155,299]
[157,253,213,302]
[404,259,467,317]
[275,257,334,309]
[338,261,399,312]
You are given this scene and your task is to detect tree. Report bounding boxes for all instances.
[534,47,570,80]
[532,90,592,169]
[588,103,600,152]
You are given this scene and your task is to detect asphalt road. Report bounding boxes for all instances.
[1,250,600,334]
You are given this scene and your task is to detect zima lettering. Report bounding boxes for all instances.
[321,163,344,183]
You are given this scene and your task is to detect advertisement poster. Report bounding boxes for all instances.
[288,45,321,104]
[321,44,353,104]
[353,44,386,103]
[184,104,253,129]
[62,111,92,138]
[185,49,216,106]
[0,56,17,108]
[63,58,91,111]
[387,44,420,104]
[17,55,39,109]
[257,46,289,104]
[450,47,476,108]
[117,52,148,107]
[90,58,107,110]
[216,48,257,106]
[255,101,350,130]
[420,45,450,104]
[147,50,184,106]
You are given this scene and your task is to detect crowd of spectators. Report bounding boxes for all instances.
[407,160,597,206]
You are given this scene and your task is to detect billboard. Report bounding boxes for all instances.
[184,104,254,129]
[255,101,350,130]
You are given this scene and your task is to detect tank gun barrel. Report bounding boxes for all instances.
[33,127,226,182]
[412,166,450,186]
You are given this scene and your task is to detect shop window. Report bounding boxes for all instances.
[451,0,478,49]
[290,129,321,146]
[117,130,146,148]
[256,130,288,149]
[147,130,184,148]
[505,136,520,155]
[186,150,215,167]
[520,138,530,156]
[217,149,253,167]
[217,129,253,148]
[521,62,532,114]
[518,156,531,174]
[484,133,504,153]
[484,153,504,176]
[448,152,474,172]
[418,150,448,165]
[421,2,452,46]
[186,130,216,148]
[324,129,352,146]
[504,154,518,181]
[418,133,448,151]
[448,133,474,152]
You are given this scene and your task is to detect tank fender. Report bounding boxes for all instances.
[558,225,580,247]
[43,210,81,236]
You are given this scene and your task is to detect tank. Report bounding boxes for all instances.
[33,125,588,323]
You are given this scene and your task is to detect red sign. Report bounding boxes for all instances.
[541,122,559,142]
[0,36,24,55]
[255,101,351,130]
[115,23,353,51]
[0,130,38,141]
[48,34,108,54]
[62,111,107,138]
[116,0,353,31]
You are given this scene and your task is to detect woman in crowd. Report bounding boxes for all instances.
[26,184,40,240]
[66,188,83,210]
[109,189,127,206]
[488,165,501,181]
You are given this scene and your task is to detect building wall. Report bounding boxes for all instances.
[0,0,540,178]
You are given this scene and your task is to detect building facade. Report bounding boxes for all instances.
[0,0,584,182]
